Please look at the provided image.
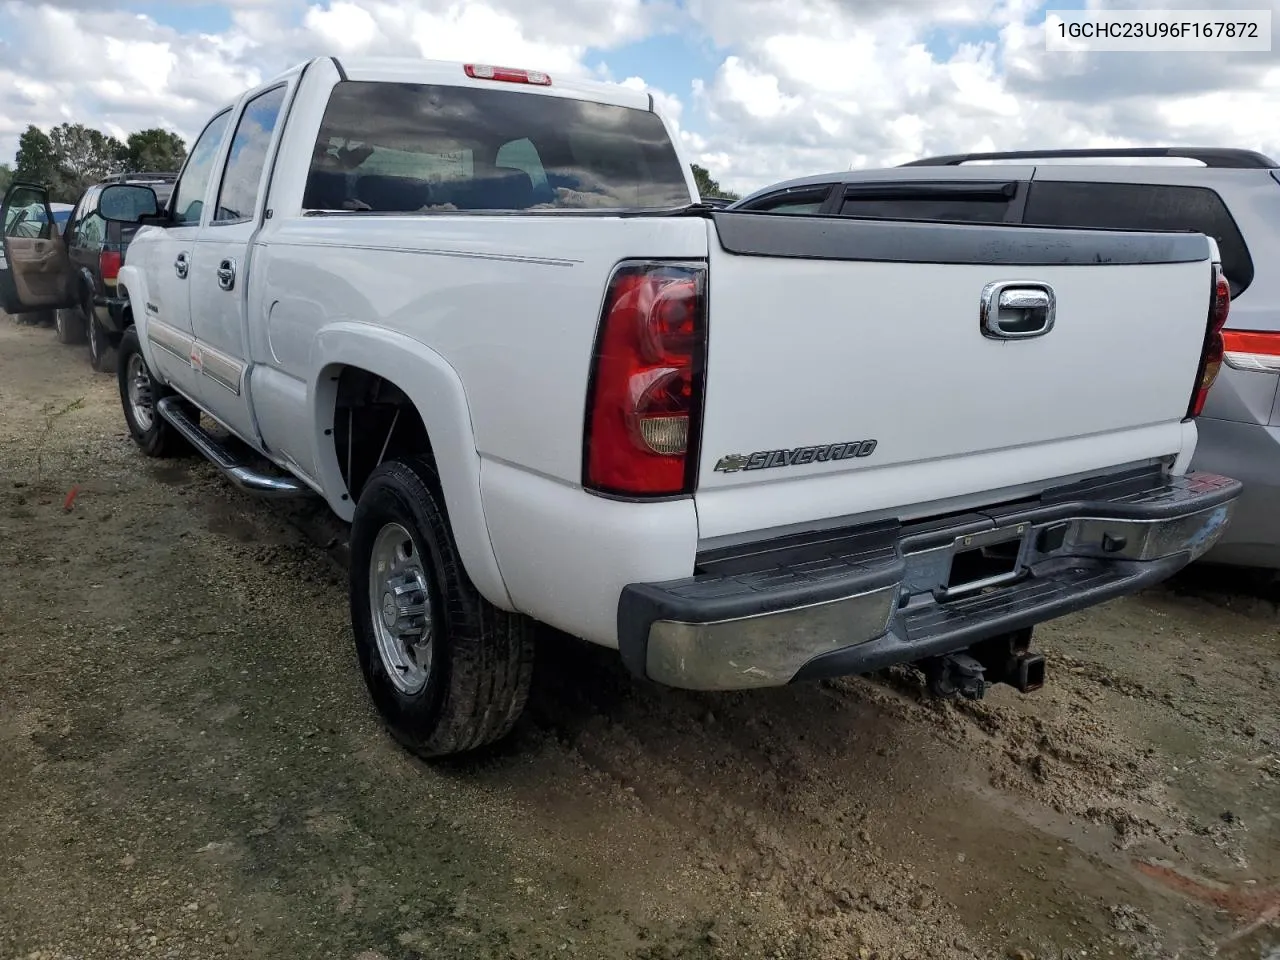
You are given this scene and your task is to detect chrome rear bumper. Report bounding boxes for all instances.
[617,470,1241,691]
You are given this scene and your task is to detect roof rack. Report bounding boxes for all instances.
[103,170,179,183]
[899,147,1278,170]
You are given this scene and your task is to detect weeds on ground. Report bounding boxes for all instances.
[34,396,85,482]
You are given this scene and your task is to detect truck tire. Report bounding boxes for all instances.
[117,326,189,457]
[350,456,535,758]
[88,315,118,373]
[54,306,87,345]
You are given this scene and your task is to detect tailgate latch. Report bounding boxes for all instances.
[979,281,1056,340]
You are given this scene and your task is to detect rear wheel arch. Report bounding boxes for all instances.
[74,266,94,310]
[310,341,513,611]
[327,365,434,504]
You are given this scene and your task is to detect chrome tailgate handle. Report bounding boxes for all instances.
[980,281,1056,339]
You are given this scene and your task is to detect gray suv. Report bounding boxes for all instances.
[729,147,1280,568]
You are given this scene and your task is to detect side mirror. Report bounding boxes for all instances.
[98,184,160,223]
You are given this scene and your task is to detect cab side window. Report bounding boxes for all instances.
[169,110,233,227]
[212,85,288,224]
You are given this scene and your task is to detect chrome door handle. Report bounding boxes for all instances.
[174,252,189,279]
[980,281,1056,340]
[216,258,236,291]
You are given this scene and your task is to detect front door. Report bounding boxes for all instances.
[0,183,77,316]
[187,83,289,446]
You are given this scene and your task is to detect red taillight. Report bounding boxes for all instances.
[99,249,121,282]
[1188,263,1230,418]
[583,262,707,497]
[463,63,551,86]
[1222,330,1280,373]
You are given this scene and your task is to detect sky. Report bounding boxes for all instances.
[0,0,1277,195]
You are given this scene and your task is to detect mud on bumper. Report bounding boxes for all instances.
[617,468,1241,691]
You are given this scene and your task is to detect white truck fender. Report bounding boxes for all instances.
[116,266,168,385]
[309,322,514,611]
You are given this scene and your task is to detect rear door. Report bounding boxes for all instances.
[0,183,77,315]
[186,82,290,444]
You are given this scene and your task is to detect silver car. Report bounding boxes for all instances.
[729,148,1280,568]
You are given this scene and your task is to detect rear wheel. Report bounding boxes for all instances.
[117,326,189,457]
[54,305,87,345]
[350,456,536,758]
[88,314,118,373]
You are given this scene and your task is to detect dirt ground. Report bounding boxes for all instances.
[1,316,1278,960]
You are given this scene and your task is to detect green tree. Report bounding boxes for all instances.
[48,122,125,200]
[691,163,739,201]
[14,125,59,189]
[121,128,187,173]
[0,163,12,194]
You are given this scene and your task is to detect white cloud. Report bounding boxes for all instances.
[303,2,380,55]
[680,0,1280,192]
[0,0,1277,199]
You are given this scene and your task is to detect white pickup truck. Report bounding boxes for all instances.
[0,56,1242,758]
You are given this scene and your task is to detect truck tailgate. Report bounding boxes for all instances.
[696,212,1214,539]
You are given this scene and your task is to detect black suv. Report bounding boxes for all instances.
[54,171,177,371]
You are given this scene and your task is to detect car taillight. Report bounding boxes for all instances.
[463,63,551,86]
[1188,263,1230,418]
[99,249,121,283]
[583,261,707,497]
[1222,330,1280,373]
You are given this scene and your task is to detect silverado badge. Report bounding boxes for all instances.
[713,440,878,473]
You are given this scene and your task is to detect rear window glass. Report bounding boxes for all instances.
[1023,181,1255,296]
[770,200,824,214]
[740,188,832,214]
[833,184,1015,224]
[834,197,1013,224]
[837,195,1012,223]
[303,80,690,213]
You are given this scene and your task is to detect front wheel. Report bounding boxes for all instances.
[350,456,536,758]
[116,326,189,458]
